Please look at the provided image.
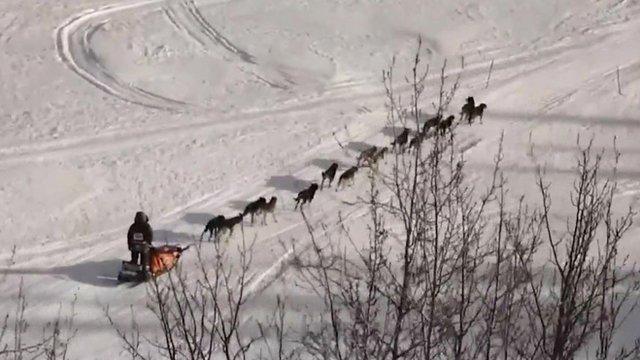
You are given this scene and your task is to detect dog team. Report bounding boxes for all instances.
[201,97,487,242]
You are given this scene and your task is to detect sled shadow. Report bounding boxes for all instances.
[182,212,212,226]
[0,259,123,288]
[266,175,311,193]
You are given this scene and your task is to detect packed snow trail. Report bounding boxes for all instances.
[2,0,640,358]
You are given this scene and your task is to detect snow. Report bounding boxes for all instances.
[1,0,640,357]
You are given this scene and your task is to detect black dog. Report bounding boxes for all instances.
[201,215,225,241]
[422,114,442,134]
[218,213,244,240]
[437,115,455,135]
[294,183,319,209]
[391,128,410,151]
[320,163,339,190]
[243,197,266,224]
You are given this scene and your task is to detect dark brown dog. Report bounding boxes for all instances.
[294,183,319,209]
[320,163,339,189]
[337,166,358,190]
[260,196,278,225]
[357,146,378,166]
[243,197,266,224]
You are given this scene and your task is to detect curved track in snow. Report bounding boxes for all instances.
[54,0,280,111]
[55,0,192,110]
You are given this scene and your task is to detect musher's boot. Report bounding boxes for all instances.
[143,266,152,281]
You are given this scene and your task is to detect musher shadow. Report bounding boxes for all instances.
[0,259,124,288]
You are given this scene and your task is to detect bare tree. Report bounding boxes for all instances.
[108,233,264,360]
[290,38,640,360]
[106,37,640,360]
[0,277,77,360]
[513,140,640,360]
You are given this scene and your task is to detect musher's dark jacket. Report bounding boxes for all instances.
[127,211,153,250]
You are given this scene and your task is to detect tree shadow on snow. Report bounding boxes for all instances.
[0,259,124,288]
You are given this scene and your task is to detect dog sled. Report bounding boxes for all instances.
[118,244,190,283]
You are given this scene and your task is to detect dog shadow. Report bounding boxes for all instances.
[0,259,124,288]
[419,112,439,120]
[266,175,311,193]
[308,158,350,169]
[228,199,249,211]
[154,229,197,244]
[382,126,409,137]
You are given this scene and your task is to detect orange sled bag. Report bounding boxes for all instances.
[149,245,189,277]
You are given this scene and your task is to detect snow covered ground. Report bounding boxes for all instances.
[1,0,640,357]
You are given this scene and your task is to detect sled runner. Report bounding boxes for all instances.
[118,244,190,283]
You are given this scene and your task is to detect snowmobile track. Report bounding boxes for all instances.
[54,0,190,111]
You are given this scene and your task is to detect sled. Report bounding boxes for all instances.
[118,244,190,283]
